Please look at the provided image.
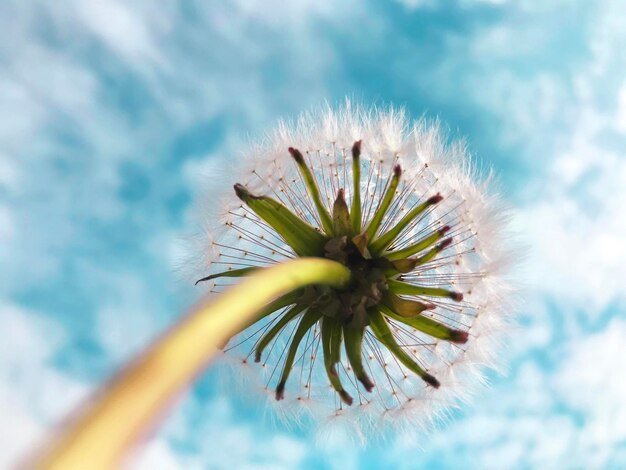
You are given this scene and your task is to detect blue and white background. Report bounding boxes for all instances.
[1,1,626,468]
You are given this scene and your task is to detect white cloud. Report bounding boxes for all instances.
[0,396,45,469]
[131,396,309,470]
[1,0,625,468]
[0,303,89,468]
[393,0,436,10]
[0,297,311,470]
[131,440,185,470]
[0,1,358,466]
[0,153,19,191]
[0,204,15,245]
[0,0,353,298]
[95,287,163,363]
[0,298,310,469]
[555,318,626,465]
[229,0,355,26]
[517,103,626,314]
[617,82,626,134]
[390,315,626,469]
[505,0,626,315]
[72,0,164,66]
[385,2,626,467]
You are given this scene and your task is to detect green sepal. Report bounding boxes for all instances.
[276,309,323,400]
[383,236,453,276]
[385,225,450,261]
[322,316,353,405]
[411,237,453,266]
[288,147,335,236]
[385,258,418,276]
[195,267,259,285]
[382,291,435,317]
[352,232,371,258]
[332,189,352,237]
[370,193,443,255]
[219,290,303,349]
[379,303,468,344]
[343,325,374,392]
[364,165,401,241]
[350,141,362,234]
[254,303,306,363]
[234,184,327,256]
[368,308,440,387]
[387,279,463,301]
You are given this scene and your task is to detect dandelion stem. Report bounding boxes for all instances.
[31,258,351,470]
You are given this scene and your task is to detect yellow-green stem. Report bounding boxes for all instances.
[31,258,351,470]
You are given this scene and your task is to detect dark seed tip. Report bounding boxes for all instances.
[254,351,261,363]
[352,140,362,158]
[233,183,248,201]
[336,188,345,200]
[339,390,354,406]
[450,292,464,302]
[439,225,451,235]
[275,382,285,401]
[288,147,304,163]
[451,330,469,344]
[423,373,440,388]
[393,164,402,177]
[427,193,444,205]
[424,303,436,310]
[361,377,375,392]
[439,237,453,250]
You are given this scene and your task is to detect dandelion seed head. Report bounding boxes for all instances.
[192,100,516,440]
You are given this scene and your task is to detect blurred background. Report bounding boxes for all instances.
[1,1,625,468]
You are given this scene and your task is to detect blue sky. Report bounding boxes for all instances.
[1,0,626,468]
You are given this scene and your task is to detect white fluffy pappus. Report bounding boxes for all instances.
[190,101,517,443]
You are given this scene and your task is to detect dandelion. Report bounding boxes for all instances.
[195,102,513,439]
[31,103,515,468]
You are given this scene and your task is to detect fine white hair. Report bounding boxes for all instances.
[189,100,517,442]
